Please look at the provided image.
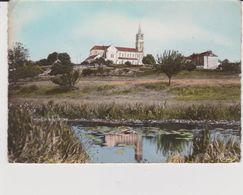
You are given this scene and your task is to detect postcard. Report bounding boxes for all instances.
[7,0,241,163]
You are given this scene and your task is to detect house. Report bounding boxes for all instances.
[83,25,144,65]
[187,50,219,69]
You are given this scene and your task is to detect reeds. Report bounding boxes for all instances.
[8,104,89,163]
[168,128,241,163]
[32,101,240,121]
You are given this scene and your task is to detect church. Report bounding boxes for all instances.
[84,25,144,65]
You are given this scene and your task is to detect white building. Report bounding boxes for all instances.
[84,25,144,65]
[187,50,219,69]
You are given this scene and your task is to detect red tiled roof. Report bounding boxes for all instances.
[90,45,140,53]
[90,45,109,50]
[188,50,217,59]
[116,47,138,52]
[118,57,138,60]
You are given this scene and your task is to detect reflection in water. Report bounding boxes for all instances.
[72,125,240,163]
[104,131,142,162]
[155,134,190,156]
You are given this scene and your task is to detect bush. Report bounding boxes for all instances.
[50,62,73,75]
[220,59,241,73]
[11,63,44,80]
[125,61,132,66]
[82,68,93,76]
[51,69,81,89]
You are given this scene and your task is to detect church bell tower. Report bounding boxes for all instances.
[136,24,144,52]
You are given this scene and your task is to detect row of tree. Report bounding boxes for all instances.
[8,42,241,88]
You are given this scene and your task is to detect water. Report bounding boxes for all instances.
[72,124,240,163]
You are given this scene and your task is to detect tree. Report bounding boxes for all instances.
[35,58,48,66]
[51,69,81,89]
[8,42,29,81]
[220,59,241,73]
[47,52,58,65]
[142,54,156,65]
[49,61,73,75]
[156,50,186,85]
[58,53,71,65]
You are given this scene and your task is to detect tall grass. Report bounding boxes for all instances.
[168,134,240,163]
[8,104,89,163]
[30,101,241,121]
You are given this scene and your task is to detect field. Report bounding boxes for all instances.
[9,69,240,109]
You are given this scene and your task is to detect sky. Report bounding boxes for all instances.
[8,0,241,63]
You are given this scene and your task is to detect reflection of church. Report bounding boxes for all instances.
[104,131,143,162]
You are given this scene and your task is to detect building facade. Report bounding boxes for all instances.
[85,25,144,65]
[187,50,219,69]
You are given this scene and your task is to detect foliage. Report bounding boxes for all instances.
[184,61,196,71]
[124,61,132,66]
[58,52,71,65]
[89,57,113,66]
[8,104,88,163]
[35,58,48,66]
[219,59,241,73]
[156,50,186,85]
[47,52,58,65]
[8,42,29,70]
[142,54,156,65]
[8,42,30,81]
[51,69,81,89]
[50,62,73,75]
[82,68,94,76]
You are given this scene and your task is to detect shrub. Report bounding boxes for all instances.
[125,61,132,66]
[82,68,93,76]
[51,69,81,89]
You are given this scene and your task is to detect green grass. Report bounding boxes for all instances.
[177,70,240,78]
[9,84,117,98]
[171,84,240,101]
[136,82,168,91]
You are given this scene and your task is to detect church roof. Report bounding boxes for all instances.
[90,45,109,50]
[90,45,140,53]
[116,47,138,52]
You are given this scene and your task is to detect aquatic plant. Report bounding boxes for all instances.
[8,104,89,163]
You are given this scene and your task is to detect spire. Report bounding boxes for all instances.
[138,24,142,34]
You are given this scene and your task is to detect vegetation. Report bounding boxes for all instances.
[219,59,241,73]
[171,84,240,101]
[8,104,89,163]
[51,69,81,89]
[8,42,43,81]
[156,50,186,85]
[168,128,240,163]
[142,54,156,65]
[125,61,132,66]
[26,101,241,121]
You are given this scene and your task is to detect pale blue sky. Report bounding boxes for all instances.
[9,0,241,63]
